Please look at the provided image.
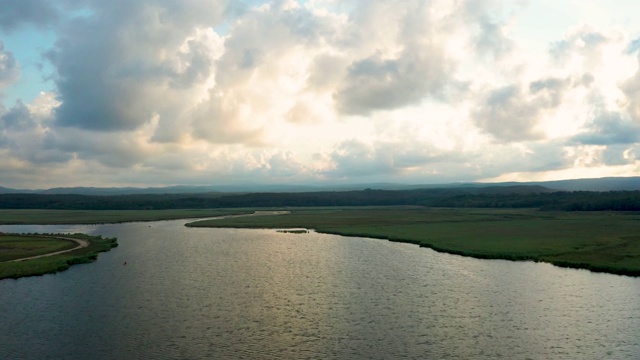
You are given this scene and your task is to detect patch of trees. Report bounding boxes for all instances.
[1,187,640,211]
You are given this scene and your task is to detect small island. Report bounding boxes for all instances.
[277,229,309,234]
[0,233,118,280]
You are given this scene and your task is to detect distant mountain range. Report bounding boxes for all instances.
[1,176,639,195]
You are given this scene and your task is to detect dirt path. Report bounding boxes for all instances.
[6,211,287,263]
[8,236,90,263]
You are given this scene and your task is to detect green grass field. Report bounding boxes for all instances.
[0,209,251,225]
[0,233,118,279]
[187,207,640,276]
[0,234,78,262]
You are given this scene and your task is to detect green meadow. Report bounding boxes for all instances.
[0,233,118,280]
[0,209,251,225]
[187,207,640,276]
[0,234,78,262]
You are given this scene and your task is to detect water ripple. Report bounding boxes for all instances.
[0,222,639,359]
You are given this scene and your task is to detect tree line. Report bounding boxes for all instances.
[1,186,640,211]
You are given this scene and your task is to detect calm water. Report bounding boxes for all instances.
[1,219,639,359]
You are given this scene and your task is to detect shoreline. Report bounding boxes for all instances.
[2,208,638,278]
[314,229,640,277]
[0,233,118,280]
[191,224,640,277]
[185,208,640,278]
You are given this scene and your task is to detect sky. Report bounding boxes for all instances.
[1,0,640,189]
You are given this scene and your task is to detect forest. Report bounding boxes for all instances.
[1,185,640,211]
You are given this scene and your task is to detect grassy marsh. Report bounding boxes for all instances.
[0,234,78,262]
[0,233,118,280]
[187,207,640,276]
[0,209,251,225]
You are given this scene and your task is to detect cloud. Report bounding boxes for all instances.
[549,25,627,74]
[551,25,609,60]
[333,1,455,115]
[49,0,227,133]
[284,99,325,124]
[461,0,516,59]
[473,84,547,142]
[0,97,71,165]
[319,135,577,185]
[189,2,339,141]
[573,112,640,145]
[334,48,448,115]
[188,91,264,144]
[324,138,450,179]
[0,100,33,130]
[0,42,20,90]
[2,0,640,188]
[306,53,348,91]
[214,2,329,88]
[626,37,640,55]
[601,144,637,166]
[621,53,640,122]
[0,0,60,32]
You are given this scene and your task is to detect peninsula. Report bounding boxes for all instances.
[0,233,118,279]
[187,207,640,277]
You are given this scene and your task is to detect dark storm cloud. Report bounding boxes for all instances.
[573,112,640,145]
[0,0,60,32]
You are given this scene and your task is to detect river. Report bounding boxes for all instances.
[1,219,639,359]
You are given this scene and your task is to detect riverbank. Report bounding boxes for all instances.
[186,207,640,277]
[2,207,639,277]
[0,233,118,279]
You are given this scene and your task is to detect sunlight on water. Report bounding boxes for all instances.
[1,220,639,359]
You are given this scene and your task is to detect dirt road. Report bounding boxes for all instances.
[9,236,90,262]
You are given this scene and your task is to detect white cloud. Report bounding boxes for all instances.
[2,0,640,188]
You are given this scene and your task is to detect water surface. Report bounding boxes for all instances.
[1,220,639,359]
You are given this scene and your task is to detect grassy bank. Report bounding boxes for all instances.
[0,233,118,279]
[0,209,252,225]
[187,207,640,276]
[0,234,78,262]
